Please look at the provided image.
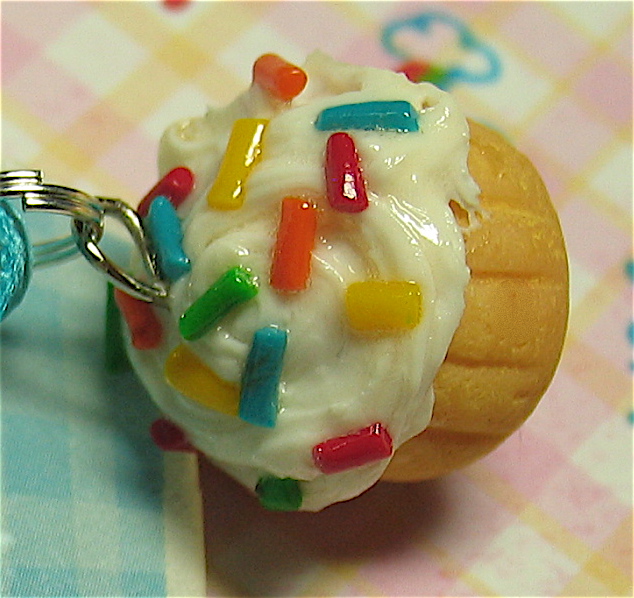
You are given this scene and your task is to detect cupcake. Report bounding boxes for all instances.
[116,52,568,512]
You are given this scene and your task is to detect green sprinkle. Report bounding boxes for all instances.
[256,476,303,511]
[422,65,447,87]
[105,283,130,373]
[179,266,258,341]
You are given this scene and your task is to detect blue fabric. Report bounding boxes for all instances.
[1,258,168,597]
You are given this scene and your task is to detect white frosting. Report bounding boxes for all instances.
[128,52,480,511]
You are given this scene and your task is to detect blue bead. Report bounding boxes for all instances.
[314,101,419,132]
[0,200,31,321]
[146,195,191,282]
[239,326,288,428]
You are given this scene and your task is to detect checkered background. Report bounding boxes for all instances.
[1,1,631,596]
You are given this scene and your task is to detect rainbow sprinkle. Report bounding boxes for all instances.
[256,476,303,511]
[115,288,163,350]
[207,118,267,210]
[179,266,258,341]
[145,195,190,282]
[137,166,194,217]
[346,280,423,332]
[315,100,419,132]
[239,326,288,428]
[325,132,369,213]
[252,54,307,102]
[150,418,196,453]
[165,344,240,416]
[270,197,318,293]
[312,422,393,474]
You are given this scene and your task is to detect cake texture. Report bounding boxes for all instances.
[383,120,569,481]
[120,53,568,511]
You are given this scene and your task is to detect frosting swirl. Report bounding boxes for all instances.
[128,52,479,511]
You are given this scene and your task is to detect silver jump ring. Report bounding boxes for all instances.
[0,170,103,264]
[72,198,168,303]
[0,169,168,304]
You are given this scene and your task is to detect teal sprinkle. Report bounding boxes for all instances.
[146,195,191,282]
[315,101,419,133]
[240,326,288,428]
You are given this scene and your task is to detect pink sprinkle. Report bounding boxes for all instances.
[137,167,195,217]
[312,422,393,474]
[114,289,163,350]
[325,132,368,213]
[150,418,196,452]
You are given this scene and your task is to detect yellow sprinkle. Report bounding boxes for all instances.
[164,344,239,416]
[345,280,423,332]
[207,118,268,210]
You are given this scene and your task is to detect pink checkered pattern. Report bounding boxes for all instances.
[2,1,631,596]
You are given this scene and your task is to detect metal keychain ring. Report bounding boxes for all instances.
[0,170,169,303]
[72,197,169,303]
[0,170,104,265]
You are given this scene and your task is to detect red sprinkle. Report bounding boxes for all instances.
[252,54,308,102]
[137,167,195,217]
[312,422,393,474]
[325,132,368,213]
[270,197,318,293]
[397,60,431,83]
[163,0,190,11]
[150,418,196,452]
[114,289,163,350]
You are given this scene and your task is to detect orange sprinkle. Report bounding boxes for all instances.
[252,54,308,102]
[270,197,318,293]
[114,289,163,350]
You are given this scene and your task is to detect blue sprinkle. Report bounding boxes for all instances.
[146,195,190,282]
[240,326,288,428]
[628,410,634,425]
[314,101,419,132]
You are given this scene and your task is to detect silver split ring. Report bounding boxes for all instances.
[0,170,103,265]
[0,170,168,304]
